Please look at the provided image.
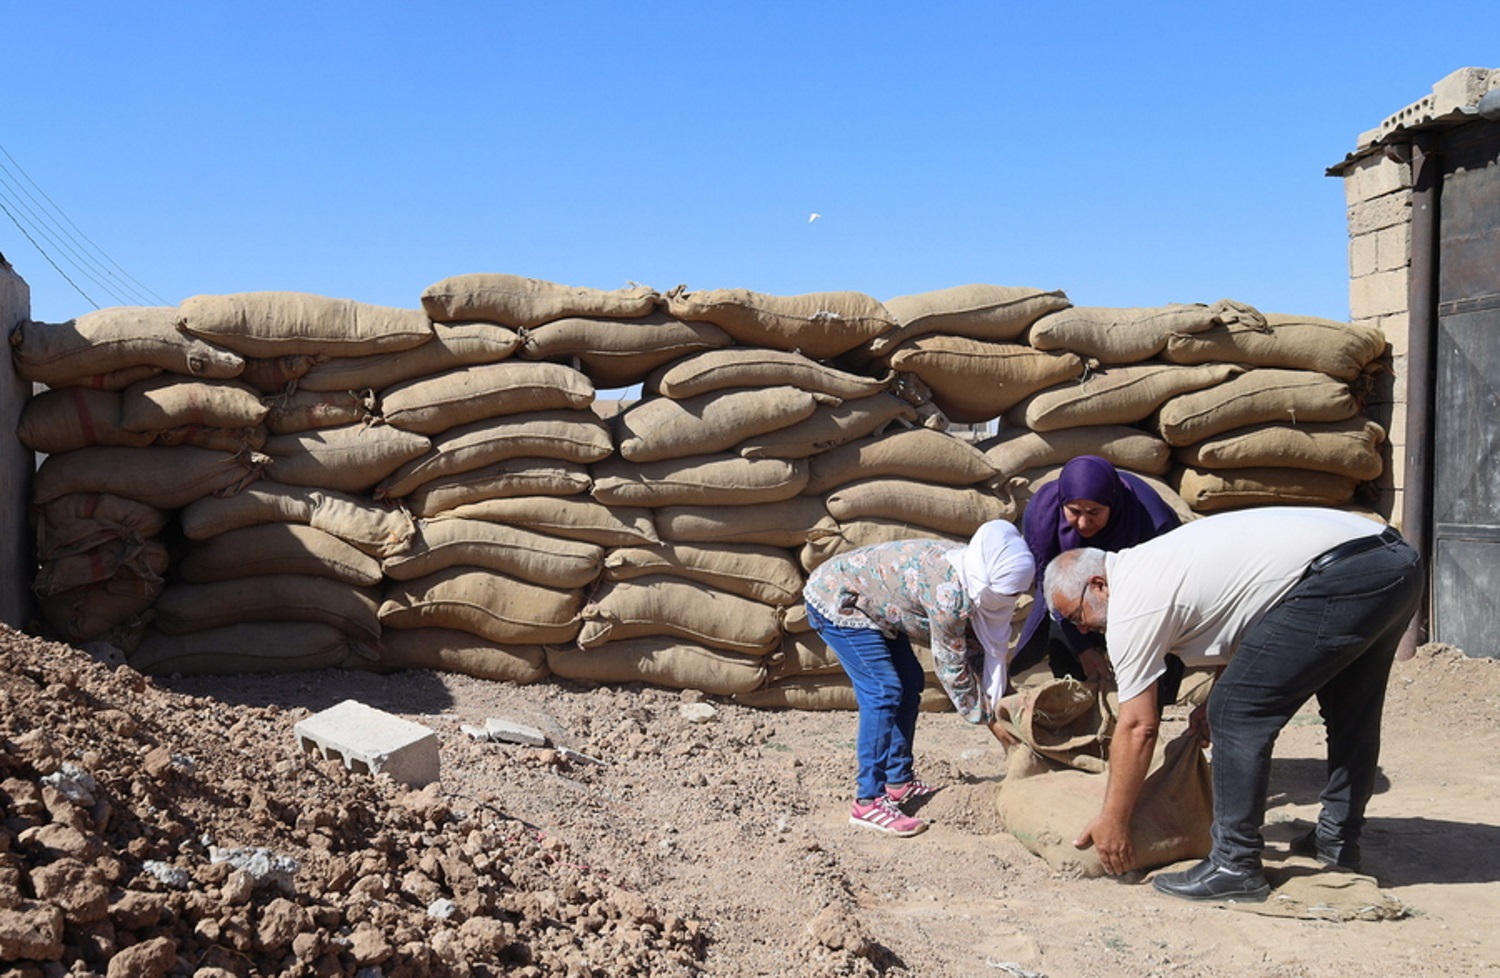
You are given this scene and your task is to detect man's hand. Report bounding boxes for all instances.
[1075,813,1135,876]
[1186,703,1211,745]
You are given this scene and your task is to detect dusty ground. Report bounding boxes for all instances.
[3,625,1498,978]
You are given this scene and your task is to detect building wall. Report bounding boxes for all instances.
[1333,66,1500,531]
[0,255,35,628]
[1342,152,1413,525]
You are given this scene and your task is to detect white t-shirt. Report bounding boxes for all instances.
[1105,507,1384,702]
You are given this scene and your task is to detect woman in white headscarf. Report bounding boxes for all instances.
[803,520,1035,837]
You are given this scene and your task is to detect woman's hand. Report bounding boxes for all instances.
[1079,648,1113,681]
[987,717,1020,750]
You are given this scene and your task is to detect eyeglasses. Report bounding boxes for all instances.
[1065,580,1091,630]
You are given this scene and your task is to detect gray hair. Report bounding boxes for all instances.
[1043,548,1108,614]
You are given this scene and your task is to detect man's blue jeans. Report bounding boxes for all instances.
[807,605,924,801]
[1207,537,1424,871]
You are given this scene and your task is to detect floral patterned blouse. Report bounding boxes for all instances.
[803,538,990,724]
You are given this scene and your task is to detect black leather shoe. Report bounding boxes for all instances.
[1152,859,1270,903]
[1290,829,1362,872]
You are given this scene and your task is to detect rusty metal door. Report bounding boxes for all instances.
[1433,117,1500,658]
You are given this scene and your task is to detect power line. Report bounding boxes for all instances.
[0,142,170,311]
[0,197,98,308]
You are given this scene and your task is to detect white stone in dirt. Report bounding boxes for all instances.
[679,703,718,723]
[484,718,549,746]
[294,699,440,788]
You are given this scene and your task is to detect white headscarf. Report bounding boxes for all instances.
[944,519,1036,710]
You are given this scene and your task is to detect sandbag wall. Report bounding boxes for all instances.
[8,276,1388,707]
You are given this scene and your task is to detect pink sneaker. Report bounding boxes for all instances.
[884,778,938,807]
[849,796,928,836]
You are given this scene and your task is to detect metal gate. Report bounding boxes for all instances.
[1433,118,1500,658]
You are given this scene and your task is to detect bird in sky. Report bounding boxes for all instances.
[808,212,822,223]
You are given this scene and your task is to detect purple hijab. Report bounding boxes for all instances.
[1016,455,1181,651]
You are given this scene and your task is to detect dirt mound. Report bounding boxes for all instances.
[0,625,702,977]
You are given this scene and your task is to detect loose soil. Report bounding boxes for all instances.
[2,623,1498,977]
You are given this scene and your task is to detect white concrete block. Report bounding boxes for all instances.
[294,699,439,788]
[484,718,548,747]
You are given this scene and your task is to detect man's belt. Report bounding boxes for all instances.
[1307,526,1403,575]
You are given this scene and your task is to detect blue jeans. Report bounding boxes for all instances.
[1207,537,1424,871]
[807,605,924,801]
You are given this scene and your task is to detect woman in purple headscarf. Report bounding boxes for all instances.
[1011,455,1183,683]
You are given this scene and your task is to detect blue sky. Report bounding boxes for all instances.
[2,2,1494,328]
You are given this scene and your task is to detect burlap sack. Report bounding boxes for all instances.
[236,353,324,394]
[735,392,918,460]
[420,273,659,328]
[654,497,832,547]
[615,387,824,463]
[262,422,432,494]
[648,348,891,401]
[768,631,843,680]
[379,361,594,435]
[129,622,377,676]
[995,731,1213,877]
[577,576,782,655]
[662,286,896,359]
[1173,418,1386,480]
[33,446,267,509]
[376,410,613,500]
[1155,368,1361,447]
[178,523,384,586]
[150,424,266,452]
[1005,363,1244,433]
[432,495,659,546]
[1173,466,1360,513]
[381,518,603,589]
[734,675,954,712]
[1162,313,1388,381]
[888,336,1086,422]
[798,517,968,573]
[979,425,1172,478]
[374,627,548,683]
[38,568,162,643]
[602,542,805,606]
[34,493,168,561]
[152,577,382,640]
[263,388,376,434]
[520,313,733,389]
[995,678,1118,773]
[405,458,592,517]
[591,454,809,508]
[32,537,169,598]
[179,484,417,558]
[378,567,582,645]
[297,321,521,392]
[546,639,768,696]
[782,601,810,633]
[1028,300,1266,364]
[10,306,244,385]
[824,479,1017,536]
[178,292,433,358]
[18,388,155,453]
[868,284,1072,356]
[119,376,269,432]
[804,428,1000,495]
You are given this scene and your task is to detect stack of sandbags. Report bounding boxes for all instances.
[976,303,1385,518]
[566,346,896,693]
[10,276,1393,705]
[1154,315,1389,511]
[11,306,269,647]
